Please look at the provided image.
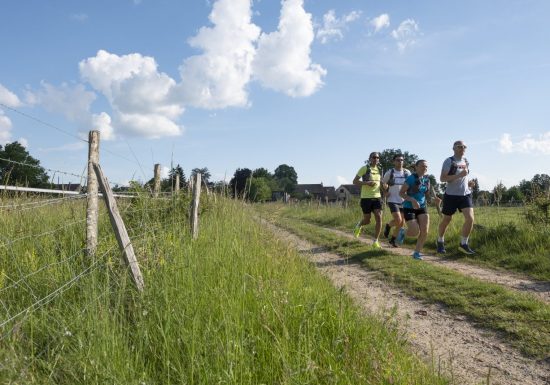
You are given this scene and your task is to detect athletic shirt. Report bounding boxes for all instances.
[441,156,471,196]
[356,165,381,199]
[402,174,430,209]
[382,168,411,204]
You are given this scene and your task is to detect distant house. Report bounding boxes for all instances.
[336,184,361,201]
[52,183,82,192]
[271,189,289,202]
[294,184,338,202]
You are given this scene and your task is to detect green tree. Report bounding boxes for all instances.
[229,168,252,198]
[168,164,187,190]
[191,167,211,185]
[379,149,419,173]
[249,177,272,202]
[274,164,298,193]
[252,167,273,180]
[0,142,49,187]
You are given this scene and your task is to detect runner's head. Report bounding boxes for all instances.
[415,159,428,176]
[393,154,404,169]
[369,152,380,166]
[453,140,467,157]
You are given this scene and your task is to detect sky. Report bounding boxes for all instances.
[0,0,549,190]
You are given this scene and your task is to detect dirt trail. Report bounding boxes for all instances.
[263,221,550,385]
[327,227,550,304]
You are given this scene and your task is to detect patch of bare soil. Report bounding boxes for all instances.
[328,227,550,305]
[263,221,550,385]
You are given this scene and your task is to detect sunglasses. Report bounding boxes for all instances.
[455,145,467,149]
[394,159,404,162]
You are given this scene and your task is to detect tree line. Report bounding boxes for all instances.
[1,141,548,204]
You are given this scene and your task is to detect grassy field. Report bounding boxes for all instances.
[0,195,448,384]
[255,202,550,358]
[268,200,550,281]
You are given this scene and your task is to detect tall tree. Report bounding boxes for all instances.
[379,148,419,173]
[249,177,272,202]
[191,167,211,184]
[273,164,298,193]
[0,142,49,187]
[229,168,252,198]
[252,167,272,180]
[169,164,187,189]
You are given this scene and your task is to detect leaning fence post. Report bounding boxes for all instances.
[86,130,100,256]
[153,164,161,198]
[190,173,202,239]
[93,163,145,291]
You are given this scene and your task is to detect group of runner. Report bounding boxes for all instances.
[352,140,476,260]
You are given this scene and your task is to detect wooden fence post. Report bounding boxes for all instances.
[153,164,161,198]
[175,174,180,194]
[190,173,202,240]
[86,130,100,256]
[93,163,145,291]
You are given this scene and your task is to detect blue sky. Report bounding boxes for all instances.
[1,0,549,190]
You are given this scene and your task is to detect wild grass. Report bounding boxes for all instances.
[265,201,550,280]
[259,208,550,359]
[0,194,448,384]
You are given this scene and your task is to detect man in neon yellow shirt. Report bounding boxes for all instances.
[352,152,383,248]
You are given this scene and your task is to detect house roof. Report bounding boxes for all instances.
[294,184,326,195]
[337,184,361,195]
[324,186,337,199]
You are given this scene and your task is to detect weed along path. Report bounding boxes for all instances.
[262,221,550,385]
[327,227,550,305]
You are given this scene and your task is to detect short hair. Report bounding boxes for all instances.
[415,159,427,166]
[393,154,404,160]
[369,152,380,159]
[453,140,464,147]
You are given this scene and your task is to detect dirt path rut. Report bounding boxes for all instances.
[264,221,550,385]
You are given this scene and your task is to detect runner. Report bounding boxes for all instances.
[397,160,441,260]
[353,152,383,249]
[381,154,411,247]
[437,140,476,255]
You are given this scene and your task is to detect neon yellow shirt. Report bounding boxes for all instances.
[356,165,382,198]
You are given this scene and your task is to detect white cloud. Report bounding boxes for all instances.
[254,0,326,97]
[161,166,170,179]
[0,84,22,107]
[336,175,349,185]
[498,132,550,155]
[370,13,390,33]
[177,0,260,109]
[391,19,420,52]
[316,9,361,44]
[0,111,12,144]
[17,137,29,148]
[0,84,20,144]
[70,13,88,22]
[80,50,183,138]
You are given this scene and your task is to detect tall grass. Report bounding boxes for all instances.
[0,195,447,384]
[267,201,550,280]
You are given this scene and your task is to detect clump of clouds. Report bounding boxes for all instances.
[0,83,22,144]
[499,132,550,155]
[391,19,420,52]
[80,50,183,138]
[370,13,390,33]
[316,9,361,44]
[253,0,326,97]
[177,0,260,109]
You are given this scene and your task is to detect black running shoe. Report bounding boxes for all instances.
[436,240,446,254]
[458,243,475,255]
[389,237,398,248]
[383,224,391,238]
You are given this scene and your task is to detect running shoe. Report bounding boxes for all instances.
[436,240,446,254]
[458,243,475,255]
[396,228,406,245]
[389,237,398,248]
[412,251,423,260]
[353,221,362,238]
[372,241,381,249]
[383,224,391,238]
